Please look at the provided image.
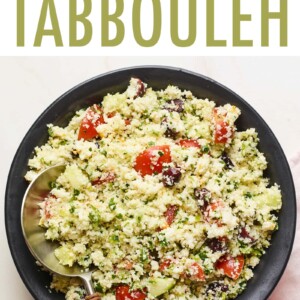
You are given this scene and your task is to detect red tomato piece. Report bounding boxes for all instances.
[213,108,233,144]
[164,205,178,226]
[134,145,172,177]
[189,262,205,281]
[207,200,224,212]
[216,255,244,280]
[123,260,133,270]
[205,200,224,219]
[78,105,105,140]
[159,259,172,271]
[125,119,131,126]
[178,139,200,148]
[92,172,116,185]
[44,200,52,219]
[107,111,116,118]
[204,200,225,226]
[78,105,118,141]
[116,285,146,300]
[214,120,232,144]
[44,194,56,219]
[116,285,131,300]
[130,289,147,300]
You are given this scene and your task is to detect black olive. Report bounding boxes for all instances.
[164,99,184,113]
[149,248,159,261]
[133,78,146,99]
[206,238,227,252]
[71,151,79,159]
[206,282,229,295]
[162,167,182,187]
[161,118,178,140]
[165,127,178,139]
[221,152,234,169]
[238,227,256,243]
[194,188,211,211]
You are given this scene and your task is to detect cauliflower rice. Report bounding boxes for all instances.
[25,78,282,300]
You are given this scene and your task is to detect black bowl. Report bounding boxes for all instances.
[5,66,296,300]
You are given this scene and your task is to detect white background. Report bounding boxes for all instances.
[0,57,300,298]
[0,0,300,55]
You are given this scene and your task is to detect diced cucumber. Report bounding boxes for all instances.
[64,164,89,190]
[54,245,76,266]
[255,186,282,211]
[148,277,176,297]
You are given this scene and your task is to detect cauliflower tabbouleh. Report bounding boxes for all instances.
[25,78,282,300]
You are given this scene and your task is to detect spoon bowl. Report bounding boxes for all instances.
[21,164,98,298]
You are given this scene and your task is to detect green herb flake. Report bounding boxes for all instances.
[198,251,208,260]
[116,213,123,219]
[202,145,210,153]
[88,209,101,225]
[73,189,80,196]
[158,151,164,157]
[245,192,252,199]
[94,283,103,293]
[48,181,57,189]
[48,127,54,137]
[140,248,148,262]
[71,189,80,200]
[109,198,116,211]
[158,234,168,247]
[111,234,119,243]
[59,140,68,145]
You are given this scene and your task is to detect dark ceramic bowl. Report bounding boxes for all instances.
[5,66,296,300]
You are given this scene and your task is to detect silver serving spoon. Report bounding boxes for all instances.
[21,164,100,300]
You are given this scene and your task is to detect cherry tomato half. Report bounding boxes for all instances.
[92,172,116,185]
[213,108,233,144]
[116,285,146,300]
[205,200,224,220]
[159,259,172,271]
[214,120,232,144]
[78,105,105,140]
[43,194,56,219]
[216,255,244,280]
[189,262,205,281]
[125,119,131,126]
[134,145,172,176]
[178,139,200,148]
[44,200,52,219]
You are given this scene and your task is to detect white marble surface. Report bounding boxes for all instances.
[0,57,299,299]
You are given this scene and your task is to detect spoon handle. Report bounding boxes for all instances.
[80,273,101,299]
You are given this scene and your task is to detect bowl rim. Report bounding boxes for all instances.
[5,65,297,300]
